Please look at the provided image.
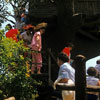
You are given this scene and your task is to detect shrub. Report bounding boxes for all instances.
[0,29,41,100]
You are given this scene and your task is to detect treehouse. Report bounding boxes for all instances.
[29,0,57,24]
[28,1,100,100]
[28,0,100,64]
[75,0,100,15]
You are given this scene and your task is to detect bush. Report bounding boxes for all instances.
[0,29,41,100]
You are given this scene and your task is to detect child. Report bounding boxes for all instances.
[61,43,74,64]
[86,67,100,100]
[31,22,48,74]
[61,43,74,59]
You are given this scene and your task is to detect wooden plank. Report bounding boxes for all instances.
[78,29,98,40]
[56,84,75,91]
[56,84,100,92]
[78,0,100,2]
[87,85,100,92]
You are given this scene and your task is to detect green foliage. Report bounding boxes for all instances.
[0,29,41,100]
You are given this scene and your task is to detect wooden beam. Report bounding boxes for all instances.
[78,29,98,40]
[87,85,100,92]
[78,0,100,2]
[56,84,75,91]
[56,84,100,92]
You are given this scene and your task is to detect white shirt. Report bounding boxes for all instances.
[86,76,99,86]
[20,31,32,44]
[95,64,100,72]
[58,62,75,82]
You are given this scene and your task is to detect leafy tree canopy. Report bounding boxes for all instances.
[0,0,28,25]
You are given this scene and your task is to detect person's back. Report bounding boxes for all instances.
[54,53,75,100]
[58,62,75,82]
[20,31,32,45]
[61,43,74,59]
[86,67,100,100]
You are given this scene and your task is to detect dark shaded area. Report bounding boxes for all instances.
[31,74,62,100]
[28,1,100,100]
[28,0,100,60]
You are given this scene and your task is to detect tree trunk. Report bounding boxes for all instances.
[56,0,75,43]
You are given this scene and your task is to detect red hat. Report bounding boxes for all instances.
[23,24,35,30]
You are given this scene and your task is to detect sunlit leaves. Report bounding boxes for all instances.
[0,29,39,100]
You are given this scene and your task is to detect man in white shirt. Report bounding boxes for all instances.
[54,53,75,100]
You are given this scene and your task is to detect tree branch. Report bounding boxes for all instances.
[0,15,15,24]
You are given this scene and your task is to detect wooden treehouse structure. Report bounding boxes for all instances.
[73,0,100,60]
[75,0,100,15]
[28,0,100,100]
[28,0,100,59]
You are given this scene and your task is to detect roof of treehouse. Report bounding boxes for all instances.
[29,0,57,18]
[28,0,100,60]
[29,0,100,18]
[75,0,100,15]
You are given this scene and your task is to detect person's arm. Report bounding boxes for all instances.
[53,78,70,89]
[97,80,100,86]
[59,78,68,83]
[36,34,41,51]
[53,66,69,89]
[53,78,61,89]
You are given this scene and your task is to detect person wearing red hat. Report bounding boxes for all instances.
[20,24,35,47]
[19,24,35,76]
[61,43,74,63]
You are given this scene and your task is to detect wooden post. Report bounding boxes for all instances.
[48,48,51,85]
[74,55,87,100]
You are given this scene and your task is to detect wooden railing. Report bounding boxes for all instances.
[56,84,100,92]
[30,49,100,100]
[55,55,100,100]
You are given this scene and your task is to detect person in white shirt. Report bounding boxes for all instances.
[20,24,35,47]
[54,53,75,100]
[86,67,100,100]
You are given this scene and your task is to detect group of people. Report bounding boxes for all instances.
[5,21,100,100]
[86,66,100,100]
[5,22,48,74]
[53,43,100,100]
[86,59,100,100]
[4,11,100,99]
